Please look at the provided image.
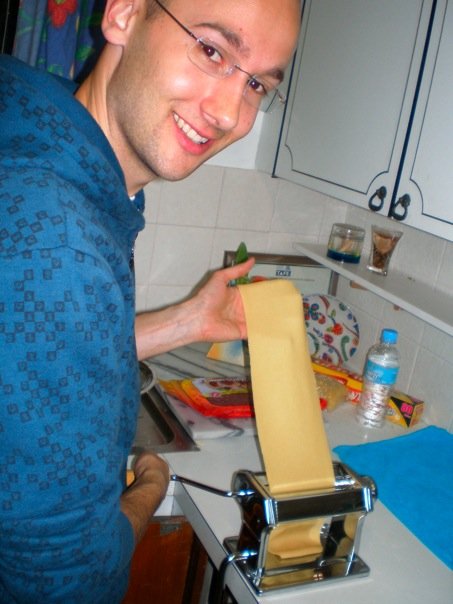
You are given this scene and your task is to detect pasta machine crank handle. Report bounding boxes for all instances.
[170,474,254,498]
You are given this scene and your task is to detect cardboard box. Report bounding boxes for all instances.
[386,391,424,428]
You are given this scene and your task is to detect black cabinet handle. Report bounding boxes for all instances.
[389,194,411,221]
[368,186,387,212]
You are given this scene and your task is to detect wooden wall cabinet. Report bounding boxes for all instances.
[122,516,208,604]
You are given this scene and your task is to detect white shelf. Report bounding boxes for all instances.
[294,243,453,337]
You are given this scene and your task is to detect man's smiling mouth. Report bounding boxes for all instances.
[173,113,209,145]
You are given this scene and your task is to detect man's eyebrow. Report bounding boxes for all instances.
[196,22,247,54]
[196,22,285,82]
[266,68,285,84]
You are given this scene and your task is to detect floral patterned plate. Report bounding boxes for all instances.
[303,294,359,364]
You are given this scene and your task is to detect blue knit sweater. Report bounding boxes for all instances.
[0,55,145,603]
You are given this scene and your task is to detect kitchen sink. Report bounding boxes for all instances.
[131,385,199,454]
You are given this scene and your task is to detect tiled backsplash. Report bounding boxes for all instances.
[134,165,453,431]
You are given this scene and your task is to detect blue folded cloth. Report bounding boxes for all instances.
[334,426,453,569]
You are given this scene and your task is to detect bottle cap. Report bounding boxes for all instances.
[381,328,398,344]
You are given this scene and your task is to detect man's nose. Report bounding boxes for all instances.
[200,74,248,131]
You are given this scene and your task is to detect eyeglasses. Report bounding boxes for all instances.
[153,0,286,112]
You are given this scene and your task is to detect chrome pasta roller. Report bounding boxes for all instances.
[172,461,376,596]
[223,461,377,593]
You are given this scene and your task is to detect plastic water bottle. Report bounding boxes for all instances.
[357,329,400,428]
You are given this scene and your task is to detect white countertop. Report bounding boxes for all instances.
[149,345,452,603]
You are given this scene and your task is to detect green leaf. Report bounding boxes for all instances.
[235,276,250,284]
[231,242,249,285]
[235,241,248,265]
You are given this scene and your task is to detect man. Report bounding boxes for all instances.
[0,0,300,601]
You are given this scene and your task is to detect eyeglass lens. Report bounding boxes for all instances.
[189,38,284,111]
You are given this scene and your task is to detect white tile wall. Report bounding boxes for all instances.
[134,165,453,431]
[339,204,453,430]
[134,165,348,312]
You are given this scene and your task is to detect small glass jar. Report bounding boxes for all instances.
[327,223,365,264]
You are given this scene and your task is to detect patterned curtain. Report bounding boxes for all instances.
[13,0,106,82]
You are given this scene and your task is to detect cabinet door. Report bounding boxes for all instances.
[122,516,208,604]
[274,0,433,214]
[390,0,453,241]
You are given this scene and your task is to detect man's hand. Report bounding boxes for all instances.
[135,257,255,359]
[187,257,255,343]
[120,452,170,544]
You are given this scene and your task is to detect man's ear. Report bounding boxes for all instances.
[102,0,141,44]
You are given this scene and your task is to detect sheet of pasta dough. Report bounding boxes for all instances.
[238,280,334,557]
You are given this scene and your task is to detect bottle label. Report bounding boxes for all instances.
[364,359,399,386]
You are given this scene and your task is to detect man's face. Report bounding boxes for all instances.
[106,0,300,188]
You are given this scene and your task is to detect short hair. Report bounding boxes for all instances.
[146,0,302,21]
[145,0,169,20]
